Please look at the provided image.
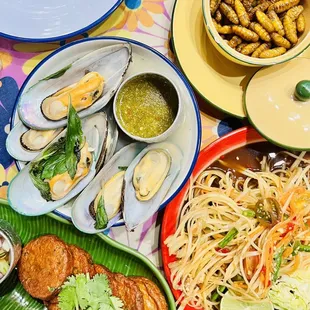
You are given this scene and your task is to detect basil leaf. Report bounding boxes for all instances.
[41,153,67,180]
[65,102,84,179]
[42,64,72,81]
[29,161,52,201]
[41,137,66,160]
[95,196,108,230]
[118,166,128,171]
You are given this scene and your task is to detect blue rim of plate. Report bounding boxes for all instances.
[0,0,122,43]
[9,36,202,226]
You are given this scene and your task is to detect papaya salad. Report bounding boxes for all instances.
[165,145,310,310]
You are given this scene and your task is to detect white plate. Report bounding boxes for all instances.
[0,0,122,42]
[10,37,201,226]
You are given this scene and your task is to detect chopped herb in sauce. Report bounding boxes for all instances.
[116,74,178,138]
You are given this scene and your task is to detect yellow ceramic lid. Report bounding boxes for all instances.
[244,58,310,150]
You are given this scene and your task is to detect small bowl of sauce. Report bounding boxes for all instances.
[113,72,182,143]
[0,220,21,285]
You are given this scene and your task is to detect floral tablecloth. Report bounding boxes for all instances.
[0,0,243,269]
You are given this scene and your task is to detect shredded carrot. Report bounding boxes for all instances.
[264,241,273,288]
[249,226,265,238]
[276,232,294,249]
[280,187,305,206]
[287,254,301,275]
[233,282,248,289]
[283,247,293,258]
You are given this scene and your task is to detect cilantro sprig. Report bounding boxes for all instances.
[58,273,123,310]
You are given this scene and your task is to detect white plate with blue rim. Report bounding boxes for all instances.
[0,0,122,42]
[9,37,201,230]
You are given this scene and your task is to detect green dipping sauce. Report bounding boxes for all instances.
[115,74,179,139]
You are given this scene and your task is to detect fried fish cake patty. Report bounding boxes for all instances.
[92,264,113,279]
[47,296,60,310]
[131,276,168,310]
[18,235,73,301]
[109,273,144,310]
[68,244,94,276]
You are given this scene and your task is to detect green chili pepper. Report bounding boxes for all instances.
[218,228,238,248]
[242,210,256,218]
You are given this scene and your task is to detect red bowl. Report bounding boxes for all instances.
[161,127,265,309]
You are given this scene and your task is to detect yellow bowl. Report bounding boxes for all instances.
[202,0,310,67]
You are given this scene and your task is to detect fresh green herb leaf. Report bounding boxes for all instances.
[65,101,84,179]
[29,160,52,201]
[95,196,109,230]
[58,285,78,310]
[218,228,238,248]
[273,247,285,282]
[118,166,128,171]
[41,153,66,180]
[42,64,72,81]
[58,273,123,310]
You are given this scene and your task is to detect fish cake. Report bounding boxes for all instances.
[18,235,73,301]
[109,273,144,310]
[131,276,168,310]
[91,263,113,280]
[68,244,94,276]
[47,296,60,310]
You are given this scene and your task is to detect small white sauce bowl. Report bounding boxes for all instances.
[0,220,22,285]
[113,72,183,143]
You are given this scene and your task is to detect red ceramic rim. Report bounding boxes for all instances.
[161,126,265,309]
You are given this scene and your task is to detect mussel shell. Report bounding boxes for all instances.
[18,43,132,130]
[123,142,183,231]
[8,113,108,216]
[71,143,146,234]
[6,122,63,162]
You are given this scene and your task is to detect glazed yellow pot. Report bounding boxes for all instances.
[202,0,310,67]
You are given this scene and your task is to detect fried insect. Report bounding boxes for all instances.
[250,22,271,41]
[271,32,291,48]
[259,46,286,57]
[215,9,223,22]
[267,10,285,36]
[211,0,222,16]
[236,42,248,52]
[297,13,305,33]
[224,0,235,5]
[243,0,254,12]
[228,35,243,48]
[249,2,271,19]
[232,25,260,41]
[240,42,261,55]
[220,3,240,24]
[283,15,298,44]
[272,0,300,14]
[235,0,250,27]
[252,42,272,57]
[213,19,234,34]
[286,5,304,20]
[256,11,275,32]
